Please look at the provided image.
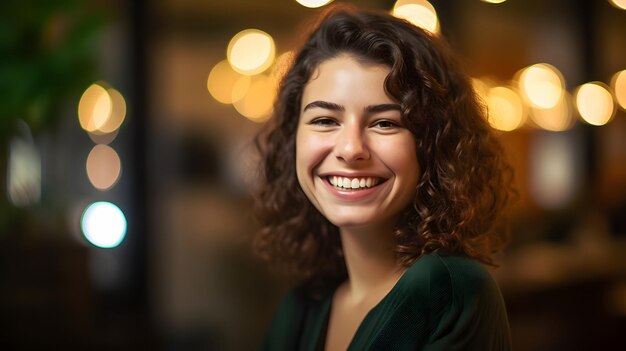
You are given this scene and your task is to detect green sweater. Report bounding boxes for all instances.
[262,253,511,350]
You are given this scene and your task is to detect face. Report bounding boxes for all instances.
[296,55,420,231]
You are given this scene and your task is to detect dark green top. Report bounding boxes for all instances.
[262,253,511,351]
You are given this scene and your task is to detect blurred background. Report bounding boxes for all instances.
[1,0,626,349]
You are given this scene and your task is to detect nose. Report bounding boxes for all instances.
[335,123,370,163]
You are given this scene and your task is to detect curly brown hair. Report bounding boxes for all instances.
[253,6,514,285]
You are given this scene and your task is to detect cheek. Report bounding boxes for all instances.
[375,136,420,180]
[295,130,334,207]
[296,131,333,177]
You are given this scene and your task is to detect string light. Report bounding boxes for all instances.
[517,63,565,109]
[86,144,122,191]
[528,93,575,132]
[78,83,111,133]
[609,0,626,10]
[611,69,626,110]
[295,0,334,8]
[207,60,251,104]
[81,201,127,248]
[392,0,439,34]
[227,29,276,75]
[233,75,277,122]
[486,86,525,131]
[575,82,615,126]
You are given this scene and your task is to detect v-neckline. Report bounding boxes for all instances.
[315,265,413,351]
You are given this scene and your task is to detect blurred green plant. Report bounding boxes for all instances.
[0,0,106,142]
[0,0,106,233]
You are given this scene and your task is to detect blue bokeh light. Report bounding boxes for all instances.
[81,201,127,248]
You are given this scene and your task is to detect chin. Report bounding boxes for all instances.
[322,210,389,230]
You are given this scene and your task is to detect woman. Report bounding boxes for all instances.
[254,6,514,351]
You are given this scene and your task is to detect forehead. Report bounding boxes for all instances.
[301,55,394,110]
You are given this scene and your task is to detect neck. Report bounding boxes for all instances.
[339,223,404,303]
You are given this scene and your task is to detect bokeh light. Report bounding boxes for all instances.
[81,201,127,249]
[295,0,334,8]
[96,88,126,134]
[207,60,251,104]
[86,144,122,190]
[7,122,41,207]
[233,75,277,122]
[486,86,525,131]
[78,83,111,132]
[392,0,439,34]
[227,29,276,75]
[610,69,626,110]
[575,82,615,126]
[530,132,582,209]
[481,0,507,3]
[78,83,126,134]
[529,92,575,132]
[517,63,565,109]
[609,0,626,10]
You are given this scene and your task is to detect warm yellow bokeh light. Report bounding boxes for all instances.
[78,83,111,132]
[481,0,507,3]
[227,29,276,75]
[78,83,126,135]
[609,0,626,10]
[233,75,277,122]
[611,69,626,110]
[231,76,252,104]
[96,88,126,134]
[295,0,334,8]
[486,86,525,131]
[392,0,439,34]
[575,82,615,126]
[207,60,251,104]
[518,63,565,109]
[529,93,575,132]
[86,144,122,191]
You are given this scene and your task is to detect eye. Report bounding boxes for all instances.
[371,119,401,129]
[309,117,339,127]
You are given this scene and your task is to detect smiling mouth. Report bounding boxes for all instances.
[326,176,385,190]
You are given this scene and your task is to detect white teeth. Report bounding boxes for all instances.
[351,179,359,188]
[328,176,381,189]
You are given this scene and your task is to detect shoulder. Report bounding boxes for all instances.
[402,253,501,303]
[393,253,507,334]
[405,253,511,350]
[433,253,500,298]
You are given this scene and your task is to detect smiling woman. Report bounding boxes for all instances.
[254,5,514,351]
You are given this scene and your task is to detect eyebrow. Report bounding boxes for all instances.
[302,101,401,113]
[364,103,402,113]
[302,101,344,112]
